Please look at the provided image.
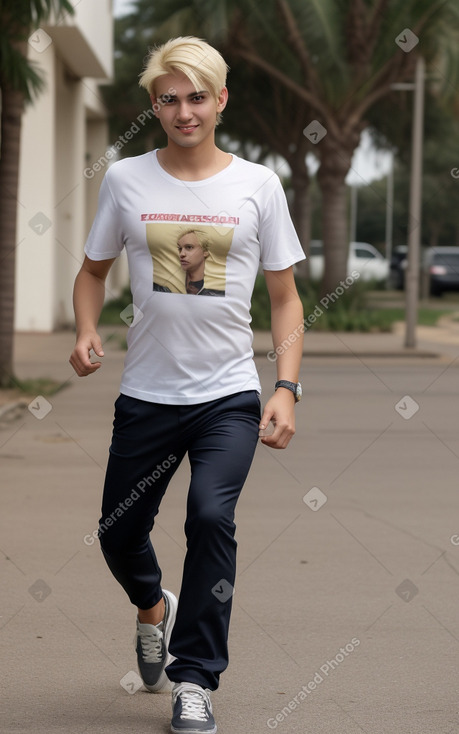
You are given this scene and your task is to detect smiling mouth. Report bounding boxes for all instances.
[177,125,198,132]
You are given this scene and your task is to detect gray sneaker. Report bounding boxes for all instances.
[135,589,177,692]
[171,682,217,734]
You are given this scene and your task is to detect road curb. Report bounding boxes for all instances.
[252,349,440,359]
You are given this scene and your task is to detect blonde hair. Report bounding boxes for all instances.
[178,228,211,253]
[139,37,229,125]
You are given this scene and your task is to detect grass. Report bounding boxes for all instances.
[0,375,68,409]
[13,377,68,396]
[368,307,453,327]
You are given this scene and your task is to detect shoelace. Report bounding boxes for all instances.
[178,689,210,722]
[139,628,163,663]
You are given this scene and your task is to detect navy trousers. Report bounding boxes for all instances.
[98,390,261,690]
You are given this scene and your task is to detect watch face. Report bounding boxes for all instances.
[296,382,302,401]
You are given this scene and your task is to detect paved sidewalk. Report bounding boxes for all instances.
[1,325,459,733]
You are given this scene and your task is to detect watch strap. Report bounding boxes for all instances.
[275,380,300,402]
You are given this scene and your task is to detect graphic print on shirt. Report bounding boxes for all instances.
[146,221,234,296]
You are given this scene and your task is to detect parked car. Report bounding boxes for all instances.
[423,247,459,296]
[308,240,389,282]
[389,245,408,290]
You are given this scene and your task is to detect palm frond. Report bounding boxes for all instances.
[1,0,75,96]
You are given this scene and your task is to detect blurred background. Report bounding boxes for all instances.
[2,0,459,385]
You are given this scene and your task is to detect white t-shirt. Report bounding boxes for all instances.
[85,150,305,404]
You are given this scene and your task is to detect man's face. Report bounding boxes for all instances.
[177,232,208,276]
[152,72,227,149]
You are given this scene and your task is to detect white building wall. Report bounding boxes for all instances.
[44,0,113,80]
[15,0,115,332]
[72,0,113,78]
[15,49,57,332]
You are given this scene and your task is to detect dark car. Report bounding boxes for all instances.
[424,247,459,296]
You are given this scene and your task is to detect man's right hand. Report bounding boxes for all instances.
[69,333,105,376]
[69,256,115,377]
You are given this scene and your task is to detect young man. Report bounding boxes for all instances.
[70,36,304,734]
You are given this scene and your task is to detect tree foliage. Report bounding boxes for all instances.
[1,0,74,99]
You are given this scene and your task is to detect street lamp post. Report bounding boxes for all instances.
[405,56,425,348]
[391,55,425,348]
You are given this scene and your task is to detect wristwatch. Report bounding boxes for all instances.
[275,380,302,403]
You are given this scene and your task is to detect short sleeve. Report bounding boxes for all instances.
[258,177,306,270]
[84,172,125,261]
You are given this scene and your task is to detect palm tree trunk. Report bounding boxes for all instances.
[0,82,24,386]
[317,138,354,296]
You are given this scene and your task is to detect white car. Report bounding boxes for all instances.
[308,240,389,282]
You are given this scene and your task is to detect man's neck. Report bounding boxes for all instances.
[157,141,232,182]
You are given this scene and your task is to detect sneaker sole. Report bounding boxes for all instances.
[142,589,178,693]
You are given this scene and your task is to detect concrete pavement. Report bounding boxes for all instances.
[1,325,459,733]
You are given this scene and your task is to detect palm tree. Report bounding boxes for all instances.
[129,0,459,294]
[222,67,313,271]
[0,0,74,387]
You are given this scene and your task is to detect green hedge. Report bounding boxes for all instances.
[251,276,394,332]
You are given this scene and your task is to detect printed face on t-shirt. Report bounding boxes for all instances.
[147,222,233,297]
[177,232,209,281]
